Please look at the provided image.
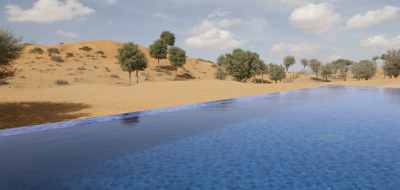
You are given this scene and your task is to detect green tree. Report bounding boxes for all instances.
[320,64,333,81]
[160,31,175,46]
[301,58,308,70]
[168,47,186,74]
[117,43,148,85]
[256,62,269,81]
[0,30,23,80]
[269,64,286,83]
[382,50,400,78]
[217,49,263,82]
[309,59,321,78]
[351,60,377,80]
[331,59,353,81]
[283,56,296,72]
[149,39,167,64]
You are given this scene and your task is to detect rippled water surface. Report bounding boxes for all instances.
[1,86,400,190]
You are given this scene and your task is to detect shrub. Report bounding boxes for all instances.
[55,80,69,86]
[118,42,148,85]
[217,49,264,82]
[51,55,64,63]
[79,46,92,52]
[47,48,60,56]
[0,30,22,81]
[30,47,44,55]
[66,52,74,58]
[96,51,105,56]
[269,64,286,83]
[110,74,120,78]
[351,60,377,80]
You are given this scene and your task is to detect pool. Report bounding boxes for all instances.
[1,86,400,190]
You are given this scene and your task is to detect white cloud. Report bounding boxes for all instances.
[361,34,400,50]
[185,12,241,50]
[6,0,94,23]
[56,30,79,38]
[289,3,340,33]
[346,6,400,29]
[270,42,320,57]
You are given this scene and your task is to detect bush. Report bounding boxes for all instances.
[47,48,60,56]
[0,30,22,81]
[66,52,74,58]
[55,80,69,86]
[79,46,92,52]
[351,60,377,80]
[30,47,44,55]
[0,30,23,66]
[269,64,286,82]
[217,49,263,82]
[51,55,64,63]
[96,51,105,55]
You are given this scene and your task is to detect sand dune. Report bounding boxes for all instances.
[9,40,216,88]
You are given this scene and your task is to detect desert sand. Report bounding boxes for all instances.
[0,40,399,128]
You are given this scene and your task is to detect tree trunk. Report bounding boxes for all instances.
[129,71,132,86]
[136,70,139,84]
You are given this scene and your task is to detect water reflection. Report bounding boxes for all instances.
[120,115,140,126]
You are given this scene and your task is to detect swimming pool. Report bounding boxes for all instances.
[1,86,400,190]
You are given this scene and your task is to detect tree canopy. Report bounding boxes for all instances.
[149,39,168,64]
[283,56,296,72]
[382,50,400,78]
[160,31,175,46]
[351,60,376,80]
[168,46,186,69]
[217,49,264,82]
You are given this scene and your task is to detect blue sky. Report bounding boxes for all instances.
[0,0,399,65]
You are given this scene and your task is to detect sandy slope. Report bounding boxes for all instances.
[9,40,216,88]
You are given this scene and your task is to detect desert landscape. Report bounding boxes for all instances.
[0,40,399,129]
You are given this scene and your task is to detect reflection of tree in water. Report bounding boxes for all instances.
[201,99,236,112]
[383,88,400,105]
[120,115,140,126]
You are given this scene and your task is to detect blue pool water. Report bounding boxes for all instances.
[1,86,400,190]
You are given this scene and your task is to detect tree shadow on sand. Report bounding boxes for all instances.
[0,102,90,129]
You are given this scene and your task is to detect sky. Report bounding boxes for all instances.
[0,0,399,67]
